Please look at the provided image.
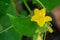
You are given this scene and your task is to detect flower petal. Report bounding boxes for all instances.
[34,8,40,15]
[39,8,46,17]
[47,27,53,33]
[37,20,45,27]
[44,16,52,22]
[31,15,38,21]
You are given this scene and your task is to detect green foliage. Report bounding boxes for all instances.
[0,0,11,17]
[0,28,21,40]
[0,0,60,40]
[7,14,38,36]
[40,0,60,11]
[32,0,60,11]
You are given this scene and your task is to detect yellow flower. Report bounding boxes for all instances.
[47,27,53,33]
[31,8,52,27]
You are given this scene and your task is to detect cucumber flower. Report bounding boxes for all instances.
[31,8,52,27]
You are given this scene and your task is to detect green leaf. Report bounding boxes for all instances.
[0,28,21,40]
[0,15,12,32]
[7,14,38,36]
[0,0,11,17]
[40,0,60,11]
[6,1,38,36]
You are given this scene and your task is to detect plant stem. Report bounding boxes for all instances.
[44,32,46,40]
[36,0,45,8]
[22,0,33,16]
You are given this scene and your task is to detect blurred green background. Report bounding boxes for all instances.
[0,0,60,40]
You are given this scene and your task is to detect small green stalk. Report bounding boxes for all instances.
[22,0,33,16]
[44,32,46,40]
[36,0,46,8]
